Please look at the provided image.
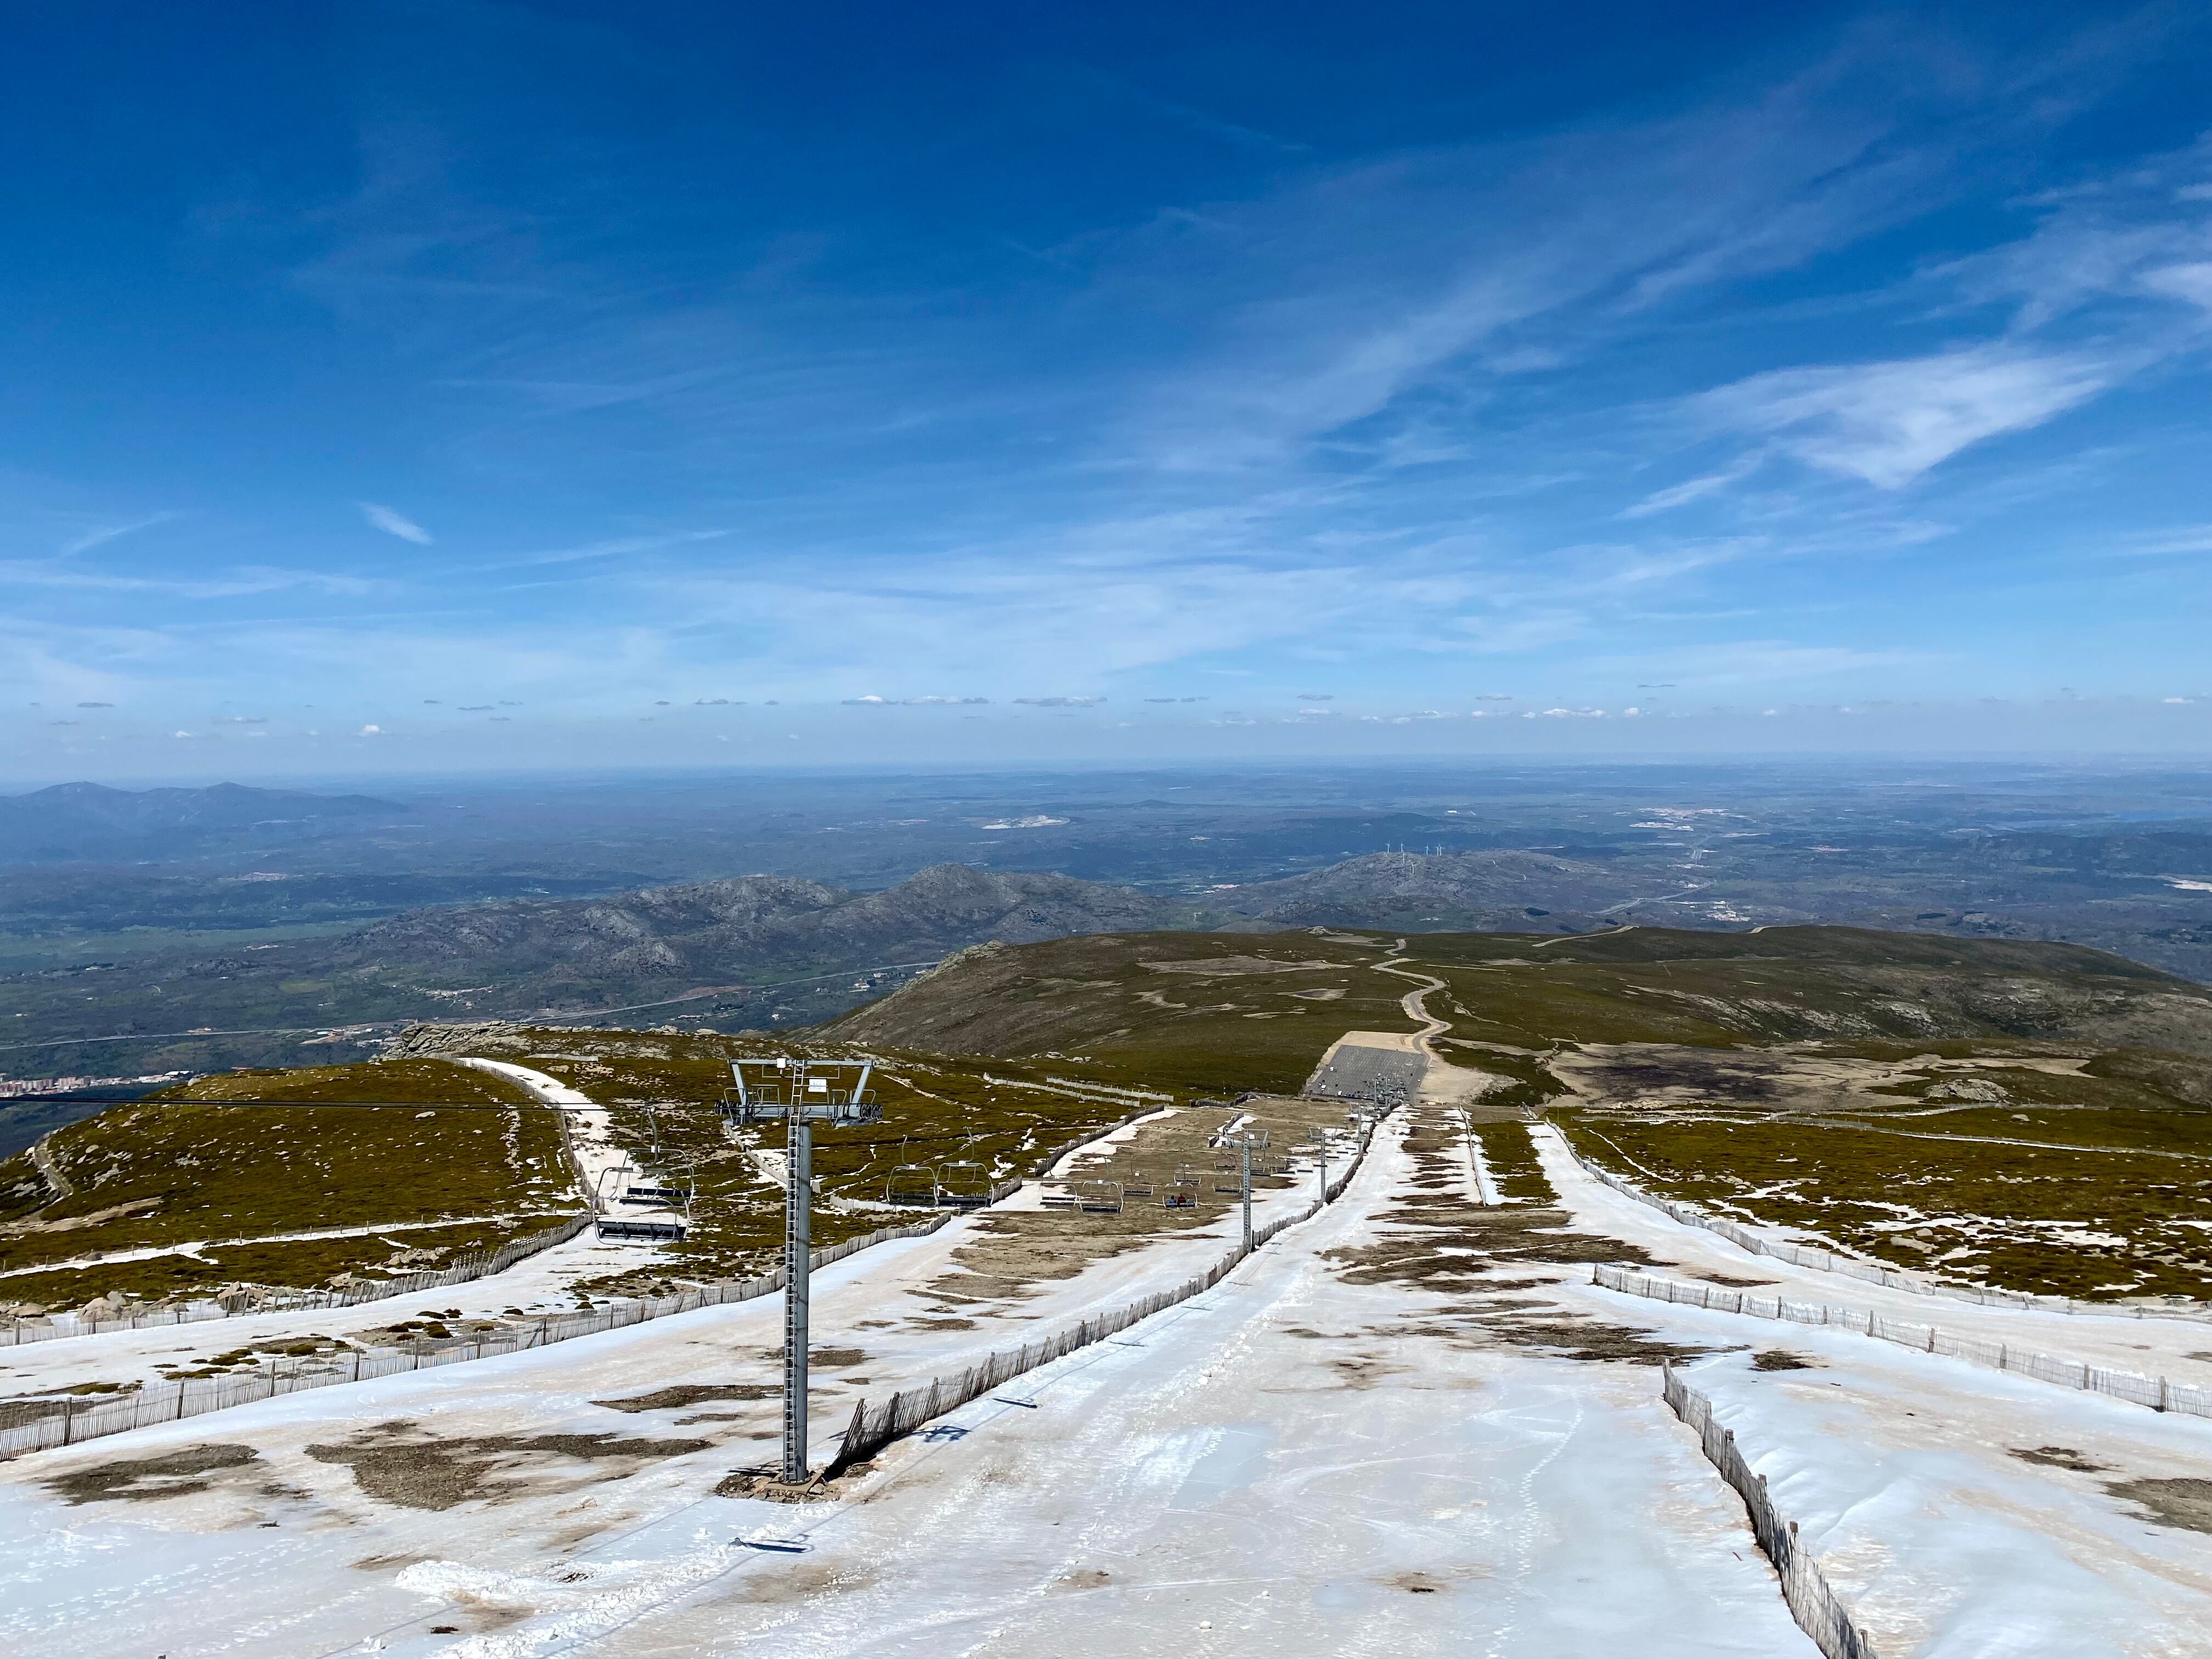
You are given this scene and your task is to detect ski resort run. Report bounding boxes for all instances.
[1,1001,2209,1659]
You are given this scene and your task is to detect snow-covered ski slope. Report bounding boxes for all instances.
[4,1103,2211,1657]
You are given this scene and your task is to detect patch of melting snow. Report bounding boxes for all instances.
[395,1540,757,1657]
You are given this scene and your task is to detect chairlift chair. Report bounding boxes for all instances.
[885,1163,940,1208]
[1074,1180,1122,1214]
[935,1159,991,1210]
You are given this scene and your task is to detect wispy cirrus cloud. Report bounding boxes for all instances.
[59,511,181,557]
[1658,131,2212,494]
[0,561,382,600]
[357,501,433,544]
[1689,343,2125,489]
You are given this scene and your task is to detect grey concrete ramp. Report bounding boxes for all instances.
[1304,1030,1427,1106]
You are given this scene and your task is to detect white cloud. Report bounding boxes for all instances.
[1012,695,1106,707]
[1691,345,2120,488]
[358,502,433,544]
[60,512,180,557]
[2141,262,2212,310]
[359,723,382,736]
[1619,458,1763,518]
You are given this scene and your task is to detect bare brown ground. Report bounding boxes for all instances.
[303,1421,710,1510]
[2107,1477,2212,1534]
[1751,1350,1820,1371]
[45,1442,259,1504]
[592,1384,777,1413]
[923,1096,1353,1304]
[1326,1103,1707,1366]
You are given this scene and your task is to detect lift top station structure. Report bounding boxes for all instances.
[723,1056,881,1485]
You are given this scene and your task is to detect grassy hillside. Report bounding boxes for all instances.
[0,1060,573,1310]
[824,924,2212,1301]
[821,924,2212,1080]
[1549,1045,2212,1301]
[14,923,2212,1311]
[0,1030,1168,1307]
[817,931,1422,1097]
[401,1025,1177,1295]
[1414,924,2212,1052]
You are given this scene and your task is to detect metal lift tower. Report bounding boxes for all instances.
[1220,1127,1266,1252]
[724,1056,881,1485]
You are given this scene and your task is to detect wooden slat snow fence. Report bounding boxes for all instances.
[1549,1129,2209,1324]
[0,1215,951,1463]
[2,1210,597,1350]
[1599,1265,2212,1418]
[1029,1107,1159,1179]
[1663,1363,1879,1659]
[829,1118,1378,1475]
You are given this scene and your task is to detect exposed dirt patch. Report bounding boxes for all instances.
[760,1345,870,1369]
[305,1424,710,1511]
[1332,1104,1659,1295]
[1752,1350,1819,1371]
[46,1443,257,1505]
[1385,1571,1452,1594]
[1053,1567,1113,1592]
[902,1316,977,1331]
[1374,1316,1708,1367]
[1330,1203,1656,1290]
[1466,1316,1706,1366]
[2013,1444,2109,1472]
[1327,1353,1410,1390]
[715,1468,845,1503]
[1700,1273,1779,1289]
[592,1384,776,1413]
[2106,1476,2212,1533]
[919,1093,1344,1303]
[723,1558,878,1602]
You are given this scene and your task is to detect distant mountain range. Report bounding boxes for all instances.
[1221,849,1633,930]
[0,863,1238,1075]
[336,862,1224,1007]
[0,782,402,865]
[4,840,2207,1079]
[306,852,1646,1012]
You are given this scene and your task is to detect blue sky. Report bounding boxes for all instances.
[5,1,2211,780]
